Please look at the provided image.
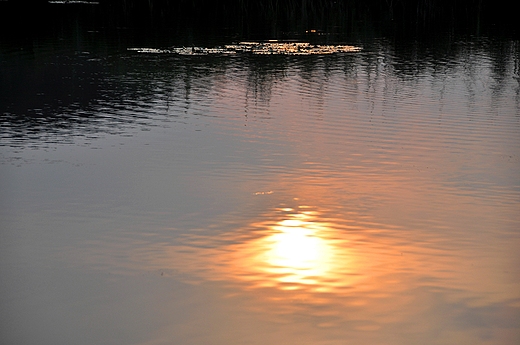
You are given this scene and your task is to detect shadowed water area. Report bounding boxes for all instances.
[1,9,520,344]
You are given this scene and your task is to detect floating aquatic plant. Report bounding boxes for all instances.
[48,1,100,4]
[128,41,362,56]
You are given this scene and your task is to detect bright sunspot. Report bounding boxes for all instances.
[262,211,334,287]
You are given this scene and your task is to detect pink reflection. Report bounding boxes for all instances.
[236,209,337,289]
[165,205,394,297]
[72,200,520,342]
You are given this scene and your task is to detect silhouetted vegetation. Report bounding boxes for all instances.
[0,0,516,39]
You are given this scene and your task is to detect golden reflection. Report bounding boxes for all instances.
[257,211,335,288]
[128,42,362,55]
[188,205,369,294]
[75,198,520,336]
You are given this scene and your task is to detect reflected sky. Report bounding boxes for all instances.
[205,206,354,291]
[1,33,519,345]
[158,199,520,302]
[64,192,519,344]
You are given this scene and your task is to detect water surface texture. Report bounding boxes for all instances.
[1,35,520,345]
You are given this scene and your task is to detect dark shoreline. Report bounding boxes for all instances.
[0,0,517,42]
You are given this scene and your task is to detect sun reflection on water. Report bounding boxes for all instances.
[258,211,335,288]
[154,201,518,310]
[208,205,368,294]
[152,204,373,294]
[72,198,520,339]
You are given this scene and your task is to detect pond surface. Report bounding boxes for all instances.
[1,31,520,345]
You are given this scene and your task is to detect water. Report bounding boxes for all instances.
[1,31,520,345]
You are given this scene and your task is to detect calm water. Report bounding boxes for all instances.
[1,32,520,344]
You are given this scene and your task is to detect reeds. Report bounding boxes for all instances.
[100,0,509,31]
[1,0,513,37]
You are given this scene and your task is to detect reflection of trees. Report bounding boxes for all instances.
[1,33,518,146]
[364,37,520,108]
[245,57,288,111]
[0,47,107,144]
[487,40,520,102]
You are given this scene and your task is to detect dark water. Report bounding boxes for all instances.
[1,28,520,344]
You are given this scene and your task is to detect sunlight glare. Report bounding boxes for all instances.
[262,211,335,287]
